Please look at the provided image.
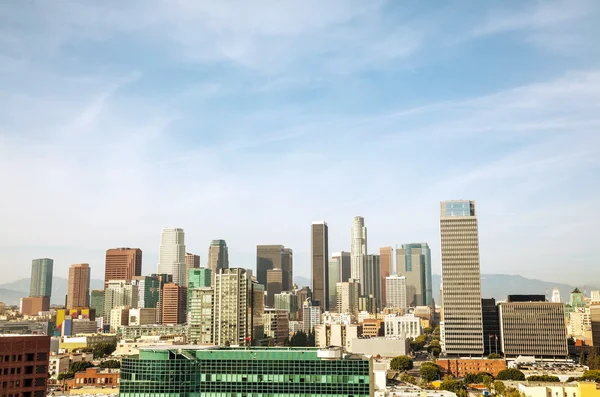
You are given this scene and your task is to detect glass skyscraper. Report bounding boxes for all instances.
[30,258,53,298]
[396,243,432,307]
[120,346,372,397]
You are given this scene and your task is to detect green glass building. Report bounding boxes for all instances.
[30,257,53,298]
[90,289,105,317]
[120,346,372,397]
[188,268,212,289]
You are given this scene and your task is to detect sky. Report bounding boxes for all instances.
[1,1,599,286]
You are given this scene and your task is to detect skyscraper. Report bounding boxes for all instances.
[90,290,105,317]
[188,268,212,289]
[440,200,484,355]
[333,251,351,283]
[30,258,53,299]
[188,287,213,345]
[208,239,229,275]
[67,263,90,309]
[104,248,142,289]
[157,228,186,285]
[257,245,284,300]
[150,273,173,324]
[397,243,431,307]
[364,254,381,311]
[103,280,139,323]
[311,222,329,311]
[385,275,407,311]
[336,280,359,317]
[132,275,161,308]
[379,248,393,308]
[328,257,340,310]
[184,253,200,286]
[283,248,293,291]
[351,216,367,294]
[161,283,187,325]
[266,268,283,307]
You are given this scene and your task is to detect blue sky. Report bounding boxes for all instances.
[1,0,599,286]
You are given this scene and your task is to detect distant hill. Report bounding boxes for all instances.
[0,277,104,305]
[293,276,311,288]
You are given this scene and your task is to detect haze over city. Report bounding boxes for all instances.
[1,1,599,284]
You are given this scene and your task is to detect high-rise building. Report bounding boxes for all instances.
[336,280,359,317]
[385,275,407,311]
[302,298,321,334]
[104,248,142,289]
[482,298,501,356]
[188,287,213,345]
[283,248,293,291]
[20,296,50,316]
[311,222,329,311]
[379,247,393,308]
[266,268,283,307]
[90,290,105,317]
[328,257,341,310]
[263,308,290,346]
[498,300,568,357]
[132,276,160,309]
[333,251,351,283]
[275,291,299,321]
[351,216,367,294]
[67,263,90,309]
[188,268,212,289]
[119,347,372,397]
[364,254,381,311]
[207,239,229,276]
[590,305,600,347]
[397,243,431,307]
[150,273,173,324]
[157,228,186,285]
[104,280,139,324]
[552,288,562,303]
[161,283,187,325]
[440,200,484,355]
[184,253,200,286]
[213,268,263,346]
[30,258,53,299]
[296,286,312,321]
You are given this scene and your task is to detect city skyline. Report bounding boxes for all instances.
[1,2,600,285]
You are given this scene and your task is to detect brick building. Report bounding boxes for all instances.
[436,358,507,378]
[0,334,50,397]
[64,367,120,391]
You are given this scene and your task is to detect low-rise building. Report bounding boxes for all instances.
[128,308,157,326]
[64,367,120,391]
[49,352,94,378]
[362,319,384,338]
[375,386,457,397]
[59,334,117,353]
[315,323,359,349]
[384,314,421,339]
[263,308,290,346]
[118,324,188,340]
[517,382,600,397]
[436,358,507,378]
[0,320,49,335]
[113,336,176,357]
[349,337,409,357]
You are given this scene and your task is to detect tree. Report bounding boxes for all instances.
[527,375,560,382]
[567,337,575,346]
[410,335,427,352]
[429,347,442,358]
[488,353,502,359]
[420,363,440,382]
[307,331,315,347]
[92,342,116,359]
[290,331,308,347]
[399,372,418,385]
[70,361,94,373]
[423,327,433,335]
[497,368,525,381]
[99,360,121,369]
[504,387,523,397]
[464,372,495,385]
[390,356,414,372]
[440,376,466,394]
[585,349,600,370]
[581,370,600,382]
[493,380,506,396]
[57,372,74,381]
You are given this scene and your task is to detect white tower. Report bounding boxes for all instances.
[157,228,186,285]
[350,216,367,294]
[551,288,561,303]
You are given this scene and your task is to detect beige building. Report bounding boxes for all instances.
[266,268,284,307]
[590,305,600,347]
[49,352,94,378]
[110,306,130,333]
[379,247,393,308]
[263,308,289,346]
[207,240,229,276]
[517,382,600,397]
[336,280,359,317]
[315,323,359,349]
[184,253,200,286]
[349,337,409,357]
[67,263,91,309]
[499,301,568,357]
[188,287,214,345]
[440,200,484,355]
[128,308,157,326]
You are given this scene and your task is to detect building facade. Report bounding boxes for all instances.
[274,291,299,321]
[207,239,229,276]
[257,245,285,295]
[157,228,186,285]
[103,280,139,324]
[396,243,431,307]
[436,358,507,378]
[161,283,187,325]
[482,298,501,356]
[380,247,393,308]
[328,257,341,310]
[104,248,142,289]
[184,252,200,287]
[282,248,293,292]
[384,314,422,339]
[440,200,484,355]
[120,346,372,397]
[266,268,284,307]
[333,251,352,284]
[351,216,367,294]
[67,263,90,309]
[0,334,50,397]
[311,222,329,311]
[364,254,382,311]
[188,287,213,345]
[337,280,360,318]
[263,308,290,346]
[498,301,568,357]
[90,290,105,317]
[302,299,322,334]
[30,258,53,299]
[386,275,407,312]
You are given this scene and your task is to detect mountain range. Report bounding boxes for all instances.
[0,274,592,306]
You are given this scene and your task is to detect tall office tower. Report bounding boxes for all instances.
[161,283,187,325]
[379,248,393,308]
[184,253,200,286]
[30,258,53,299]
[333,251,351,283]
[275,291,299,321]
[385,275,407,311]
[248,277,265,344]
[104,248,142,289]
[132,276,160,308]
[328,257,341,310]
[336,280,359,318]
[263,308,290,346]
[266,268,283,307]
[188,287,214,345]
[351,216,367,294]
[257,245,284,303]
[591,305,600,347]
[207,239,229,276]
[364,254,382,311]
[150,273,173,324]
[104,280,139,323]
[311,222,329,311]
[282,248,293,291]
[296,286,312,321]
[157,228,186,285]
[498,299,568,357]
[440,200,484,355]
[67,263,90,309]
[188,268,212,289]
[482,298,501,356]
[212,268,255,346]
[397,243,431,307]
[552,288,562,303]
[90,290,105,317]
